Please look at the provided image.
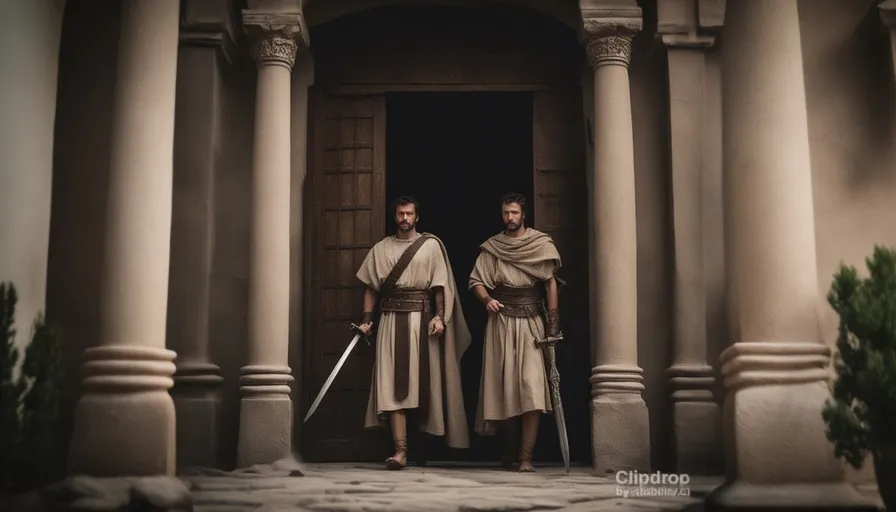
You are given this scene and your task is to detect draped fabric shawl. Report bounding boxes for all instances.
[478,228,562,282]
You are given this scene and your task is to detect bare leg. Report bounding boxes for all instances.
[501,418,520,469]
[386,410,408,470]
[518,411,539,473]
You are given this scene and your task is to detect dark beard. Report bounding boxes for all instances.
[505,222,520,232]
[398,222,414,232]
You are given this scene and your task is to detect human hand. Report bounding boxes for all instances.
[485,298,504,313]
[358,322,373,335]
[429,316,445,336]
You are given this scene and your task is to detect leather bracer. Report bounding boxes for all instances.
[545,308,560,338]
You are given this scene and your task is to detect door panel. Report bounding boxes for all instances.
[531,88,591,463]
[303,91,387,461]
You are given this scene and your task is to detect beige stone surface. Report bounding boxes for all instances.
[187,463,720,512]
[7,463,883,511]
[236,9,308,469]
[65,0,182,477]
[582,5,652,475]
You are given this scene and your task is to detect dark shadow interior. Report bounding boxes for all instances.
[386,92,539,462]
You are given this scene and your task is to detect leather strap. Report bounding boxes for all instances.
[379,234,433,299]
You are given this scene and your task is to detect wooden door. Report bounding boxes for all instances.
[303,90,387,461]
[531,88,591,463]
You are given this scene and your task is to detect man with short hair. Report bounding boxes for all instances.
[356,196,471,470]
[469,192,563,472]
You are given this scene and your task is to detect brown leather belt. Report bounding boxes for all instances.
[380,289,432,415]
[490,284,543,318]
[380,290,430,313]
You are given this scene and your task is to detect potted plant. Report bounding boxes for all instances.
[822,245,896,510]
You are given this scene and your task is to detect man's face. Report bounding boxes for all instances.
[502,202,525,232]
[395,203,418,232]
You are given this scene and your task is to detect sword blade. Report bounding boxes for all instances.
[539,340,571,474]
[303,333,363,423]
[551,384,571,474]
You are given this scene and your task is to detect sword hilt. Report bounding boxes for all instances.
[535,332,563,347]
[350,323,371,345]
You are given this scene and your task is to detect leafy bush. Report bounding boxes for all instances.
[0,282,65,491]
[822,245,896,468]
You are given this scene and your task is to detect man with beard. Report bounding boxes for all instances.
[469,192,563,473]
[355,196,472,470]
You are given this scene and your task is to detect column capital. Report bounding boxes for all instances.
[582,21,641,69]
[242,11,309,68]
[881,0,896,28]
[579,0,642,68]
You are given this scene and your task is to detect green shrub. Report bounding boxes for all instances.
[822,245,896,468]
[0,282,65,491]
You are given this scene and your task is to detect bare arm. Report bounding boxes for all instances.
[544,276,560,337]
[544,276,559,309]
[362,287,378,317]
[471,284,490,305]
[473,283,503,313]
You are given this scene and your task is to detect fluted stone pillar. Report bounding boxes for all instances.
[705,1,879,509]
[167,5,237,471]
[658,0,723,476]
[236,11,308,468]
[881,1,896,80]
[581,5,651,474]
[0,0,65,351]
[67,0,181,476]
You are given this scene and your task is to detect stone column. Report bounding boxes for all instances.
[657,0,723,476]
[236,10,308,468]
[0,0,65,352]
[705,1,879,509]
[580,3,651,474]
[66,0,181,476]
[167,1,237,471]
[880,0,896,79]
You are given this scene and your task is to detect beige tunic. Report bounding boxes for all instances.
[469,228,562,436]
[356,233,472,449]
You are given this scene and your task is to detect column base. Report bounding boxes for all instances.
[668,363,723,475]
[705,481,880,511]
[715,342,878,510]
[67,346,177,476]
[590,364,651,474]
[236,365,294,468]
[172,361,224,472]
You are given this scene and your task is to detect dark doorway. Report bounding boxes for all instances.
[385,92,534,462]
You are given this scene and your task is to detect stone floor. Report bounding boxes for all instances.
[187,461,722,512]
[6,461,884,511]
